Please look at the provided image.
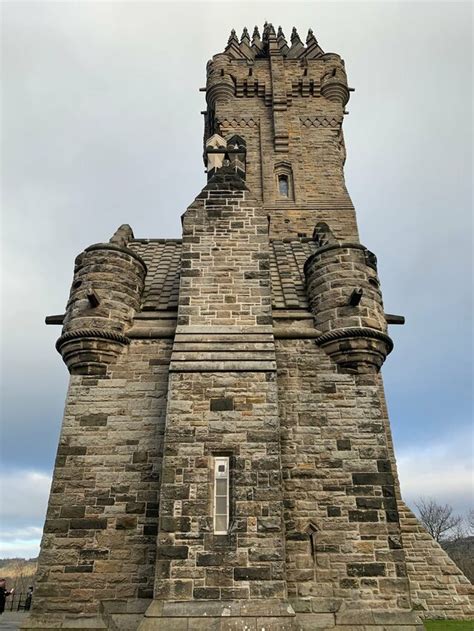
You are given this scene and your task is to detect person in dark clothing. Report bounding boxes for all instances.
[0,578,14,614]
[25,586,33,611]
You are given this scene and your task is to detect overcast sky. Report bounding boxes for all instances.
[1,1,472,558]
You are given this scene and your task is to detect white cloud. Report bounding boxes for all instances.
[397,429,474,515]
[0,527,43,559]
[1,527,43,542]
[0,539,42,560]
[0,470,51,558]
[1,471,51,521]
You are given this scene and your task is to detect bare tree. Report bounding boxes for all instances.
[467,509,474,534]
[415,497,463,542]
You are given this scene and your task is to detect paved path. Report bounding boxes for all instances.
[0,613,27,630]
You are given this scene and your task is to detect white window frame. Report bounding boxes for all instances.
[213,457,229,535]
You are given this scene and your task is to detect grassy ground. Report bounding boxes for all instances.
[424,621,474,630]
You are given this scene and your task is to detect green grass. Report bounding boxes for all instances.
[424,621,474,631]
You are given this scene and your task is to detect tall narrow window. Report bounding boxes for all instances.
[274,161,294,200]
[278,174,289,197]
[214,457,229,535]
[214,457,229,534]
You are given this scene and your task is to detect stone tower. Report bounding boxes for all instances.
[25,24,473,631]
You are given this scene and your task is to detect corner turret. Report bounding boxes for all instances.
[56,225,146,375]
[304,223,393,372]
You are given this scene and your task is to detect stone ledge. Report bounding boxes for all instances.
[175,325,274,335]
[20,614,107,630]
[143,598,295,619]
[169,360,277,372]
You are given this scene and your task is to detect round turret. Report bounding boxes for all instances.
[304,224,392,372]
[206,54,235,109]
[56,226,146,375]
[320,57,350,106]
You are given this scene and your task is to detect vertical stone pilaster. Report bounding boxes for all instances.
[141,168,295,628]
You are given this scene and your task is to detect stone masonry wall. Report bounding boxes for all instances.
[178,173,271,328]
[142,169,293,628]
[210,55,359,242]
[154,369,287,603]
[398,501,474,620]
[31,339,172,624]
[275,338,413,616]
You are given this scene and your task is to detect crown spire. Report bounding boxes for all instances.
[304,27,324,59]
[276,25,289,55]
[251,25,263,54]
[290,26,302,44]
[241,26,250,45]
[287,26,305,58]
[225,28,247,59]
[227,28,239,46]
[239,26,254,59]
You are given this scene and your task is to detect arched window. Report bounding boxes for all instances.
[274,162,294,200]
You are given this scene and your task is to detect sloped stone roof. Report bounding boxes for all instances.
[269,239,316,309]
[128,238,316,312]
[129,239,181,311]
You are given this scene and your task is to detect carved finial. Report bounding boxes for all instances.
[228,29,239,45]
[291,27,301,43]
[306,28,319,46]
[268,23,276,37]
[304,27,324,59]
[110,224,134,248]
[262,21,270,42]
[276,26,289,55]
[241,26,250,44]
[287,26,306,58]
[251,25,263,53]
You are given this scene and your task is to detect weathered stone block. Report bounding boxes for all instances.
[157,546,189,560]
[234,567,272,581]
[210,397,234,411]
[347,563,386,577]
[70,518,107,530]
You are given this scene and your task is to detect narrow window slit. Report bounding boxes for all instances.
[305,523,318,564]
[214,457,229,534]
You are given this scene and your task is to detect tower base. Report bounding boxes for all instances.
[138,600,423,631]
[139,599,297,630]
